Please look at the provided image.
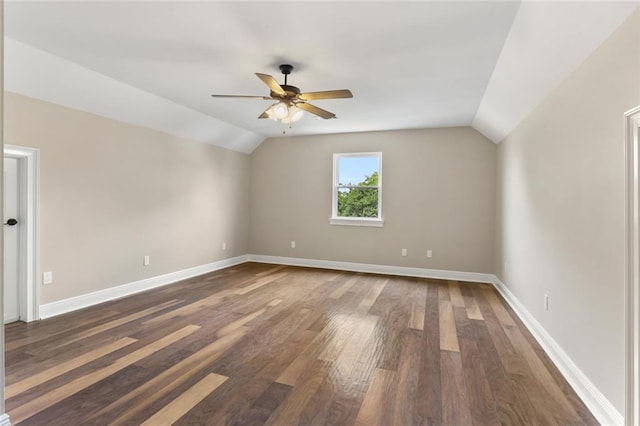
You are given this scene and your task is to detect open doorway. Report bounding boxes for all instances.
[3,145,39,323]
[625,105,640,426]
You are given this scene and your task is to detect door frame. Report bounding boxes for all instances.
[3,145,39,322]
[625,105,640,426]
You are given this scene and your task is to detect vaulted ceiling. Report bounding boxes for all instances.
[4,1,638,153]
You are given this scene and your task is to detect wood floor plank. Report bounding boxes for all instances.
[358,279,388,309]
[439,299,460,352]
[331,314,379,378]
[254,265,286,277]
[408,284,427,330]
[448,280,465,308]
[8,324,199,424]
[233,272,287,295]
[231,382,292,426]
[459,336,500,425]
[216,308,266,337]
[143,291,232,325]
[266,359,330,425]
[392,329,421,425]
[329,275,359,299]
[318,314,384,426]
[316,314,357,362]
[440,350,472,425]
[31,299,182,355]
[140,373,228,426]
[465,295,484,320]
[6,337,137,399]
[415,281,442,424]
[5,310,122,352]
[275,329,333,386]
[472,314,528,425]
[4,264,597,425]
[91,326,247,424]
[354,368,396,426]
[484,290,516,326]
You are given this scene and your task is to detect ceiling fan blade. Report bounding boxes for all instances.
[258,107,271,119]
[211,94,273,99]
[255,73,286,96]
[297,102,336,119]
[298,89,353,101]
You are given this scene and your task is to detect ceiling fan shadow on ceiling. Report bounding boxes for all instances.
[211,64,353,127]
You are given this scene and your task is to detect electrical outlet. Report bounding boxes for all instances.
[401,248,407,257]
[143,255,150,266]
[291,241,296,249]
[222,242,227,251]
[427,249,433,258]
[43,271,53,285]
[544,294,549,311]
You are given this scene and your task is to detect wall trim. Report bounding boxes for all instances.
[492,276,623,426]
[625,105,640,426]
[246,254,494,283]
[0,414,10,426]
[39,255,249,319]
[4,144,40,322]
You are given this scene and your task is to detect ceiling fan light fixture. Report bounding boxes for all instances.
[272,102,289,119]
[287,105,304,123]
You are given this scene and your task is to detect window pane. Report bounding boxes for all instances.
[338,156,379,186]
[337,188,379,217]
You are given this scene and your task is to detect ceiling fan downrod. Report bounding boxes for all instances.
[279,64,293,86]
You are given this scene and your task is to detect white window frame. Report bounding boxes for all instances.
[330,152,383,227]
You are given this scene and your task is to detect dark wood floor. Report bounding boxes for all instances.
[5,262,597,425]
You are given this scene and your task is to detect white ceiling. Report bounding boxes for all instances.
[4,1,639,152]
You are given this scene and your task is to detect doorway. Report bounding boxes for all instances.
[625,105,640,426]
[3,145,40,323]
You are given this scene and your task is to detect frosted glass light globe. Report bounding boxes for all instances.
[273,102,288,119]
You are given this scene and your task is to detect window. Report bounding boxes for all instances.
[331,152,383,227]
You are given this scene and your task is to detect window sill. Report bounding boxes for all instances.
[329,217,384,227]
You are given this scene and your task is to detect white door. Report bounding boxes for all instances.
[4,157,20,323]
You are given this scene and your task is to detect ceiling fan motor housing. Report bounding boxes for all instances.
[274,85,301,99]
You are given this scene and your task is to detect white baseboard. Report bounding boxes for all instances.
[492,276,623,426]
[0,413,10,426]
[39,255,249,319]
[39,254,490,320]
[246,254,494,284]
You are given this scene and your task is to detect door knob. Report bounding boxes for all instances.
[4,218,18,226]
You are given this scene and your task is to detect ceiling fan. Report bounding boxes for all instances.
[211,64,353,123]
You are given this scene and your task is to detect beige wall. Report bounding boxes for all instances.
[495,9,639,413]
[4,92,251,304]
[250,127,496,273]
